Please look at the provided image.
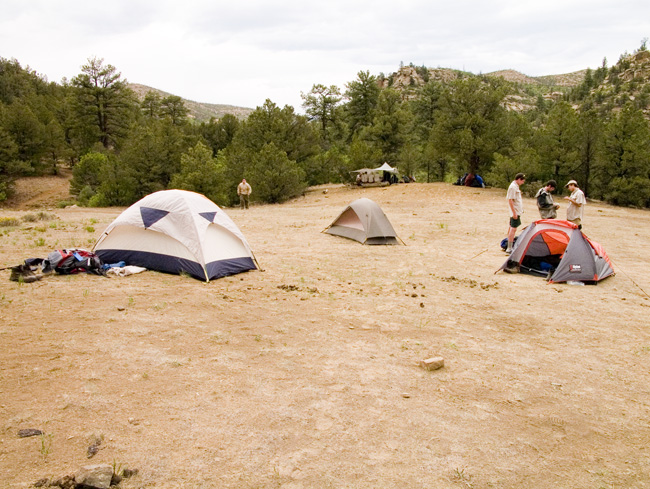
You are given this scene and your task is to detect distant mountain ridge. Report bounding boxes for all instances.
[128,83,253,122]
[486,69,587,87]
[130,67,588,123]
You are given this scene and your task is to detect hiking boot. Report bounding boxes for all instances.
[10,265,43,283]
[503,265,520,274]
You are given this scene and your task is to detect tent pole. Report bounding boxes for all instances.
[469,248,488,260]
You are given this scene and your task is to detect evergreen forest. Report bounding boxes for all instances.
[2,42,650,208]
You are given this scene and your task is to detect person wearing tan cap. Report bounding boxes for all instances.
[564,179,585,229]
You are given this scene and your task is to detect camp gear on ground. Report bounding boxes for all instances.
[10,264,43,283]
[50,249,105,275]
[8,249,105,282]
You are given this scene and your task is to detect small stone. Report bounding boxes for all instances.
[122,468,139,478]
[17,428,43,438]
[87,443,100,458]
[86,433,103,458]
[420,357,445,371]
[117,306,125,311]
[401,393,411,398]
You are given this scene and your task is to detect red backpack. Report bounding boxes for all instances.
[51,249,105,275]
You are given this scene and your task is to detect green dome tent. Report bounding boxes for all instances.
[323,198,403,245]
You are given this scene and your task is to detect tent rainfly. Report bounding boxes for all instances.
[497,219,614,283]
[323,198,403,245]
[93,189,258,281]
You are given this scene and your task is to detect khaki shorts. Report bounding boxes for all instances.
[568,218,581,227]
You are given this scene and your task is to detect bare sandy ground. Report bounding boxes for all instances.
[1,179,650,488]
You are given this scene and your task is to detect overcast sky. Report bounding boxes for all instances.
[2,0,649,112]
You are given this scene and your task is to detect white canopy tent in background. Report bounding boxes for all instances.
[352,163,399,185]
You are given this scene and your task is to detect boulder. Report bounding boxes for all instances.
[74,465,113,489]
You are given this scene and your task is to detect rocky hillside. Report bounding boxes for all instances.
[615,49,650,84]
[129,83,254,122]
[379,64,585,112]
[379,66,466,92]
[585,49,650,116]
[382,65,585,91]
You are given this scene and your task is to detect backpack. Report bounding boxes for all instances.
[47,249,105,275]
[500,236,519,250]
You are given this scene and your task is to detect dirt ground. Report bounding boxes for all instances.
[1,177,650,488]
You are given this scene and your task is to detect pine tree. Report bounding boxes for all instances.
[301,84,342,146]
[71,57,137,150]
[431,77,509,176]
[344,71,380,136]
[594,104,650,206]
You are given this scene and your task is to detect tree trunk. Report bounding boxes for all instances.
[469,150,480,175]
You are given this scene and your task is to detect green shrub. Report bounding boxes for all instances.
[71,152,109,196]
[88,192,109,207]
[56,200,77,208]
[77,185,96,206]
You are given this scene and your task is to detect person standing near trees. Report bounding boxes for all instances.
[564,179,586,228]
[505,173,526,254]
[237,178,252,209]
[535,180,560,219]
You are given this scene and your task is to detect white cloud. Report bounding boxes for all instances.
[1,0,649,111]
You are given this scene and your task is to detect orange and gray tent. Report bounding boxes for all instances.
[497,219,614,283]
[93,189,258,281]
[323,198,403,245]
